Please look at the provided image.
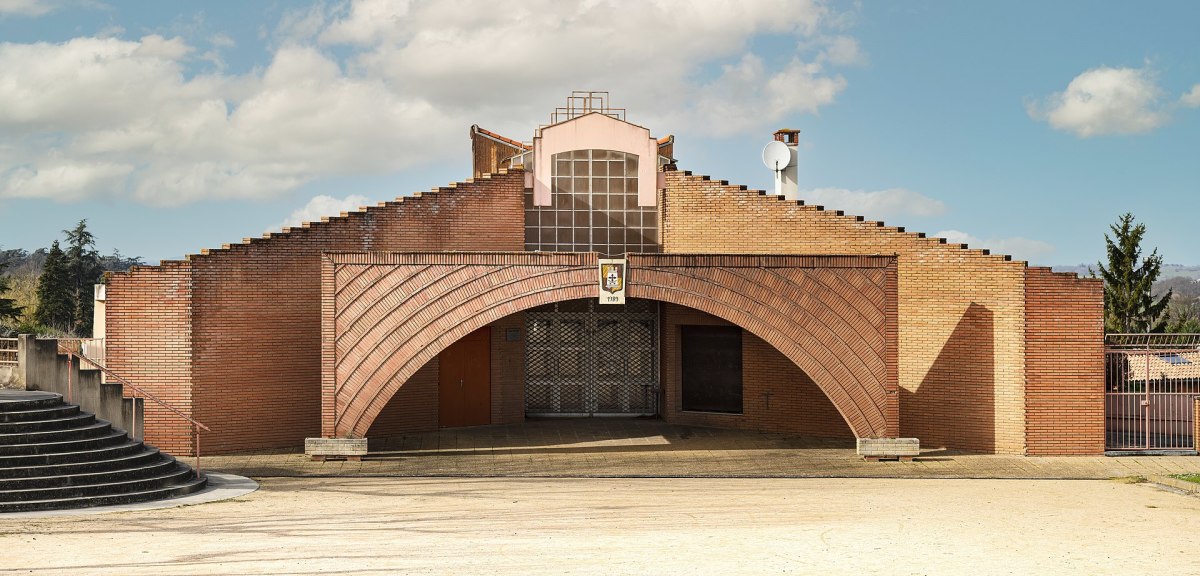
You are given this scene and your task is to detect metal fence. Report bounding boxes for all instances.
[1105,333,1200,452]
[525,298,659,416]
[0,337,16,366]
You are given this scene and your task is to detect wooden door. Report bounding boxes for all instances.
[438,327,491,427]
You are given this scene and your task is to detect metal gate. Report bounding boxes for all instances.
[1105,333,1200,452]
[525,298,659,416]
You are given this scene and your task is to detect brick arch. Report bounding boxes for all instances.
[322,253,897,439]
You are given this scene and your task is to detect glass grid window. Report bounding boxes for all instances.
[524,149,660,257]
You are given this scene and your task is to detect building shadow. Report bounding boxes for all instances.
[365,418,857,456]
[901,302,996,452]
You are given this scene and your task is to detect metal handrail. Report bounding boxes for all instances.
[56,339,210,473]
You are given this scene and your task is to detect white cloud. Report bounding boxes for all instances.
[688,54,847,137]
[802,187,945,220]
[269,194,370,232]
[0,0,53,16]
[210,33,236,49]
[817,35,864,66]
[1181,84,1200,108]
[1028,66,1167,137]
[0,0,860,206]
[935,229,1055,262]
[326,0,847,131]
[0,36,455,205]
[2,159,132,202]
[319,0,412,46]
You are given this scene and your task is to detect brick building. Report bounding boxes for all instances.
[102,93,1104,457]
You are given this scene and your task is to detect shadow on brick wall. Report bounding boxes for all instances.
[366,359,439,439]
[901,303,995,452]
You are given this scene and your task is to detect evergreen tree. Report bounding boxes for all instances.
[0,255,21,323]
[34,241,73,331]
[99,248,144,273]
[63,220,102,336]
[1167,300,1200,333]
[1096,213,1172,333]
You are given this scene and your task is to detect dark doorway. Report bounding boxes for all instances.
[681,325,743,413]
[439,327,491,427]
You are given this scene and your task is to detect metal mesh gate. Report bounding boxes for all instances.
[525,298,659,416]
[1105,333,1200,452]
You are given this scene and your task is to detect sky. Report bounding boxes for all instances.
[0,0,1197,267]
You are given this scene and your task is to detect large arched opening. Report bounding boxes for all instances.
[322,252,898,440]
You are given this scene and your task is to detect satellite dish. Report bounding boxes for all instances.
[762,140,791,171]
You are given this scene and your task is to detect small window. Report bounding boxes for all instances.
[681,326,743,413]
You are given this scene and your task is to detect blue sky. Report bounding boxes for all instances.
[1,0,1197,267]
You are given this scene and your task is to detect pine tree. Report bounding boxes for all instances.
[1096,213,1172,333]
[63,220,102,336]
[1167,300,1200,333]
[34,241,73,332]
[0,256,21,323]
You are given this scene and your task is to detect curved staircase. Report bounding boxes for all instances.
[0,390,206,513]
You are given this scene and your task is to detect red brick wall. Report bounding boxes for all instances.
[104,262,194,454]
[1024,267,1105,455]
[325,252,598,437]
[108,162,1105,456]
[661,304,853,438]
[364,358,438,438]
[662,171,1027,453]
[362,312,526,438]
[490,313,526,425]
[326,252,895,439]
[108,171,526,454]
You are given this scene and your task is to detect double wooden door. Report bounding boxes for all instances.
[438,327,491,427]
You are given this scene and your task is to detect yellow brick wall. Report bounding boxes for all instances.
[662,171,1027,453]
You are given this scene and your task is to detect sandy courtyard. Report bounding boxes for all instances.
[1,477,1198,575]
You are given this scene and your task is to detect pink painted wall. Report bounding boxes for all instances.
[532,112,658,207]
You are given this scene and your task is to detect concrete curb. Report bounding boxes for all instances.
[1148,475,1200,495]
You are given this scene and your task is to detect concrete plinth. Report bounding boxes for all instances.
[857,437,920,462]
[305,437,368,461]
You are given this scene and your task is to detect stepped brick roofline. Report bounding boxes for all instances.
[109,168,524,274]
[1025,266,1100,281]
[110,164,1093,282]
[672,168,1096,279]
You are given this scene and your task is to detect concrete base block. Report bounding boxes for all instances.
[857,437,920,461]
[305,437,367,461]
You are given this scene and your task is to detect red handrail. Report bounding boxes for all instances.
[56,339,210,474]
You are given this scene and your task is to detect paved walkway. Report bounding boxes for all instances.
[202,419,1200,480]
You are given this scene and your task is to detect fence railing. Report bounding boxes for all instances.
[0,338,16,366]
[56,338,211,472]
[1105,333,1200,452]
[1105,333,1200,350]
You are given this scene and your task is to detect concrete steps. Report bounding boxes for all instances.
[0,390,206,513]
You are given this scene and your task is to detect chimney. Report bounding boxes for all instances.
[772,129,800,201]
